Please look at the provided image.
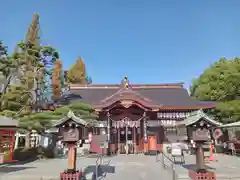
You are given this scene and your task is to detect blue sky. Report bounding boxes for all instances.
[1,0,240,88]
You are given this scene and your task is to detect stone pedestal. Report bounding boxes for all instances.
[189,169,216,180]
[196,144,205,171]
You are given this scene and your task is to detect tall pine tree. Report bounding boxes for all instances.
[18,13,42,111]
[18,13,59,110]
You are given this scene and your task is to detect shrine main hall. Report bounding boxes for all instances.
[62,77,216,154]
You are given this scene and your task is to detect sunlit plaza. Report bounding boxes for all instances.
[0,153,240,180]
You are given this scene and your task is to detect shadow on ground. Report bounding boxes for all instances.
[182,164,215,171]
[3,157,39,166]
[83,164,115,180]
[0,166,35,173]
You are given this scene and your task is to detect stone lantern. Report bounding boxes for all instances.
[52,111,88,180]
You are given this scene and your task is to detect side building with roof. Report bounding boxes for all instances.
[57,77,216,154]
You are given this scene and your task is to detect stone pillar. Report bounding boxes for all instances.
[196,143,205,172]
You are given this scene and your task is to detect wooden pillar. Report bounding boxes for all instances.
[143,112,148,153]
[139,128,141,152]
[67,143,76,171]
[14,132,19,150]
[82,127,84,140]
[118,128,120,154]
[125,125,128,154]
[133,127,136,154]
[107,112,111,156]
[9,131,15,161]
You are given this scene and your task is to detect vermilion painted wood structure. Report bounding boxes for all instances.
[0,116,18,162]
[60,76,216,154]
[52,111,87,180]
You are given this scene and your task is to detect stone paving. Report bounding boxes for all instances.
[1,153,240,180]
[162,153,240,179]
[0,154,171,180]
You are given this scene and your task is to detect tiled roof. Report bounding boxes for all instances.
[52,111,88,127]
[58,84,215,109]
[220,121,240,128]
[177,110,222,126]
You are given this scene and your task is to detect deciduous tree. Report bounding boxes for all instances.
[67,57,87,84]
[52,59,62,102]
[190,57,240,123]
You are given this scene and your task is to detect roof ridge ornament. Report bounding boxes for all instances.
[101,76,131,102]
[52,110,89,127]
[189,109,203,117]
[123,76,129,89]
[67,110,75,118]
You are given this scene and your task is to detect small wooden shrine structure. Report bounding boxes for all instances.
[52,111,88,179]
[176,110,222,141]
[52,111,89,142]
[0,115,18,163]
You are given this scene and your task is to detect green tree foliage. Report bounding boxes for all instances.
[17,13,59,112]
[190,57,240,123]
[19,102,98,131]
[41,46,60,100]
[215,100,240,123]
[0,40,9,89]
[52,59,63,102]
[0,14,59,116]
[0,42,27,112]
[0,41,8,56]
[1,14,96,132]
[67,57,87,84]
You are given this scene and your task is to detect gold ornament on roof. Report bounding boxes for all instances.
[123,76,129,88]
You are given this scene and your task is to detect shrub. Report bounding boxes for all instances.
[38,146,56,158]
[13,147,39,161]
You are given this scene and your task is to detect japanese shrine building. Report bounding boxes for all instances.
[63,77,216,154]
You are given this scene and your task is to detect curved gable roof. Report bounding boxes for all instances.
[58,81,216,110]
